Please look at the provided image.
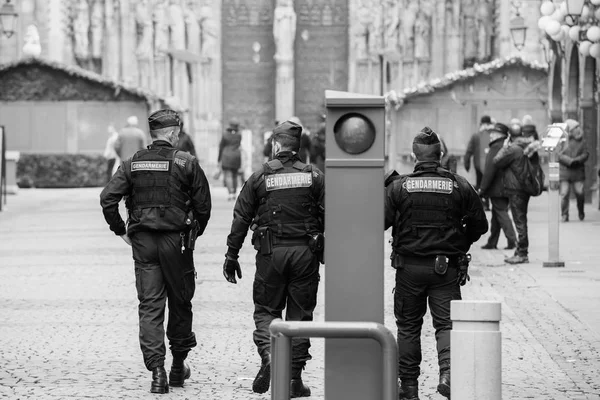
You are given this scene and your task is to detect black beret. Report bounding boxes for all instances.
[272,120,302,140]
[412,127,442,160]
[492,123,509,136]
[148,109,181,130]
[480,115,492,124]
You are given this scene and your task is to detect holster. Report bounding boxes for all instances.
[434,255,449,275]
[186,220,199,251]
[391,250,404,269]
[308,233,324,264]
[252,227,272,255]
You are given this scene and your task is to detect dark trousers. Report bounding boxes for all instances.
[222,168,239,194]
[253,245,320,377]
[131,231,197,371]
[559,180,585,218]
[486,197,517,247]
[106,158,116,183]
[508,193,530,257]
[394,261,461,381]
[475,168,483,189]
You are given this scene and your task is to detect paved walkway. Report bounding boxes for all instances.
[0,187,599,399]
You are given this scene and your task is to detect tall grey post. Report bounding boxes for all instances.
[324,90,386,399]
[451,300,502,400]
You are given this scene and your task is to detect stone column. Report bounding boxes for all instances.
[273,0,296,122]
[580,99,597,204]
[119,0,137,84]
[275,58,295,123]
[103,0,120,81]
[46,0,66,62]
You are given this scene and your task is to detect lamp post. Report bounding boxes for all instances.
[564,0,586,25]
[0,0,18,38]
[509,13,528,51]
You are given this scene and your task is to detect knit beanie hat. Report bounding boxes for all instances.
[412,127,442,161]
[565,119,580,133]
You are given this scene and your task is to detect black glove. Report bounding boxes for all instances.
[457,269,470,286]
[223,254,242,284]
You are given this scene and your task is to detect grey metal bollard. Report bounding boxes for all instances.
[269,319,398,400]
[450,300,502,400]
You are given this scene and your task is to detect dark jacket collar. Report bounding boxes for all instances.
[414,161,440,171]
[274,151,299,163]
[149,140,173,149]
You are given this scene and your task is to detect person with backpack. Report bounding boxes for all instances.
[557,119,589,222]
[479,123,517,250]
[493,123,542,264]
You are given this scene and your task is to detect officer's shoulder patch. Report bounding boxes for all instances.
[403,177,453,194]
[265,172,313,191]
[131,161,170,172]
[174,157,186,168]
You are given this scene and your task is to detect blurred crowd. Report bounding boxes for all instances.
[464,114,589,265]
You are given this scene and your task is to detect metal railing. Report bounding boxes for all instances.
[269,319,398,400]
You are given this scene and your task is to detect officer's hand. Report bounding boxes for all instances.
[457,271,470,286]
[223,256,242,284]
[120,234,132,246]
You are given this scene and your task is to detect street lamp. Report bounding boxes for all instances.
[510,14,528,50]
[0,0,18,38]
[565,0,586,25]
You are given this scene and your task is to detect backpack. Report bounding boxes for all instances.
[520,156,545,197]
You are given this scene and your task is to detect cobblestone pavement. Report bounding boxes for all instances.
[0,187,599,400]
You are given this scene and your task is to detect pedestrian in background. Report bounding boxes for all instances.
[103,124,120,183]
[223,120,325,398]
[115,115,148,161]
[521,115,540,141]
[557,119,589,222]
[218,119,242,201]
[465,116,495,210]
[176,121,197,157]
[384,127,488,400]
[100,109,212,394]
[289,116,312,164]
[309,121,326,174]
[479,123,517,250]
[493,122,541,264]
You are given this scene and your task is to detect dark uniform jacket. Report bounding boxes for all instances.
[384,161,488,257]
[556,129,589,182]
[226,151,324,256]
[493,137,541,194]
[479,135,507,198]
[100,140,212,237]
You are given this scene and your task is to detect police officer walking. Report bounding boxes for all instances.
[222,120,324,398]
[100,109,212,394]
[384,128,488,400]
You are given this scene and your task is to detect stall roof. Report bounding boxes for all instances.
[386,55,548,106]
[0,57,163,104]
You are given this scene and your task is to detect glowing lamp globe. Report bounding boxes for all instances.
[579,40,592,56]
[590,43,600,59]
[569,26,581,41]
[587,26,600,42]
[540,1,555,16]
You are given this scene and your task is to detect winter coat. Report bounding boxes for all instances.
[465,123,494,172]
[479,135,507,198]
[556,128,589,182]
[493,137,541,194]
[176,131,197,157]
[218,129,242,170]
[115,126,147,160]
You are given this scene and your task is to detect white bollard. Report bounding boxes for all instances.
[451,300,502,400]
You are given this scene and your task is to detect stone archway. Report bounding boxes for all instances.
[580,56,598,204]
[549,53,563,123]
[564,44,580,120]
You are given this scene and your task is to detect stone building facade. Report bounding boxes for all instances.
[0,0,546,172]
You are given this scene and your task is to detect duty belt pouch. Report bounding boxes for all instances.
[434,255,449,275]
[391,251,404,270]
[259,229,273,256]
[308,233,324,253]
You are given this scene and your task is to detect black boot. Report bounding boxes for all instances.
[437,369,451,399]
[169,360,191,387]
[398,379,419,400]
[252,353,271,394]
[290,378,311,398]
[150,366,169,394]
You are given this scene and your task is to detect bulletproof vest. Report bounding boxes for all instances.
[255,159,321,237]
[393,168,463,250]
[128,147,191,224]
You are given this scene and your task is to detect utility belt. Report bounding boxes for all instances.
[252,227,324,263]
[391,252,464,276]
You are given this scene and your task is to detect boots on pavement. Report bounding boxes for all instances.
[252,353,271,394]
[398,379,419,400]
[437,369,450,398]
[150,366,169,394]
